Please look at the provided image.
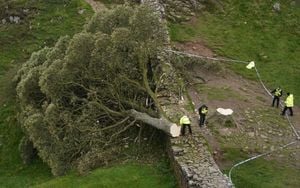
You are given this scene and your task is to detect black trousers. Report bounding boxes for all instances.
[181,124,192,135]
[272,96,280,107]
[199,114,206,127]
[281,106,293,116]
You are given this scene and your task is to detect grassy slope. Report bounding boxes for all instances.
[227,158,300,188]
[169,0,300,104]
[168,0,299,187]
[35,163,176,188]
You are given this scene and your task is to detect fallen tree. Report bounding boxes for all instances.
[15,4,181,176]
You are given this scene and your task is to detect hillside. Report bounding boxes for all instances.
[0,0,299,188]
[169,0,300,104]
[167,0,300,187]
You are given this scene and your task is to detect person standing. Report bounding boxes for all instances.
[281,92,294,116]
[179,115,192,136]
[198,104,208,127]
[271,87,283,108]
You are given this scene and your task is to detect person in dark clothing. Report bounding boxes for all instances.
[198,104,208,127]
[271,87,283,108]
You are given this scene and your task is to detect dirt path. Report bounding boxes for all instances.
[176,41,300,169]
[85,0,106,12]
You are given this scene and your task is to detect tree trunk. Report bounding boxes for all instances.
[128,109,181,137]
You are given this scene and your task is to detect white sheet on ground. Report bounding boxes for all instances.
[217,108,233,116]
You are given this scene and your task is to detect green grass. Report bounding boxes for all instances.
[220,147,300,188]
[169,0,300,105]
[34,163,176,188]
[221,147,248,164]
[0,0,93,75]
[226,158,300,188]
[197,85,244,101]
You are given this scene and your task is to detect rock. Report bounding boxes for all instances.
[188,180,195,185]
[1,19,6,24]
[78,9,86,14]
[260,134,268,139]
[273,2,281,12]
[9,16,13,23]
[193,174,198,179]
[14,16,21,24]
[208,167,217,173]
[187,160,194,164]
[242,146,249,152]
[23,9,29,13]
[172,146,184,155]
[263,145,267,150]
[9,16,20,24]
[248,132,255,137]
[270,146,275,151]
[220,128,232,136]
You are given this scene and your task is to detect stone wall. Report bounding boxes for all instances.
[161,0,223,22]
[141,1,233,187]
[167,134,233,188]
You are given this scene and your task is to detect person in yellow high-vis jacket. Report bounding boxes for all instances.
[281,92,294,116]
[180,115,192,136]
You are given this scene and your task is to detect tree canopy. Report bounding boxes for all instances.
[15,5,169,176]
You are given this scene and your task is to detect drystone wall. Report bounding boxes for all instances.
[142,0,223,22]
[141,1,233,187]
[167,132,233,188]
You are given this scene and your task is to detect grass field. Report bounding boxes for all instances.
[225,157,300,188]
[34,163,176,188]
[169,0,300,105]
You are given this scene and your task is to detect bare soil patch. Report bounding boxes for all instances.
[174,40,215,58]
[85,0,106,12]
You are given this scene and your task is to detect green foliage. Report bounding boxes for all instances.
[85,5,133,34]
[169,0,300,104]
[16,5,168,176]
